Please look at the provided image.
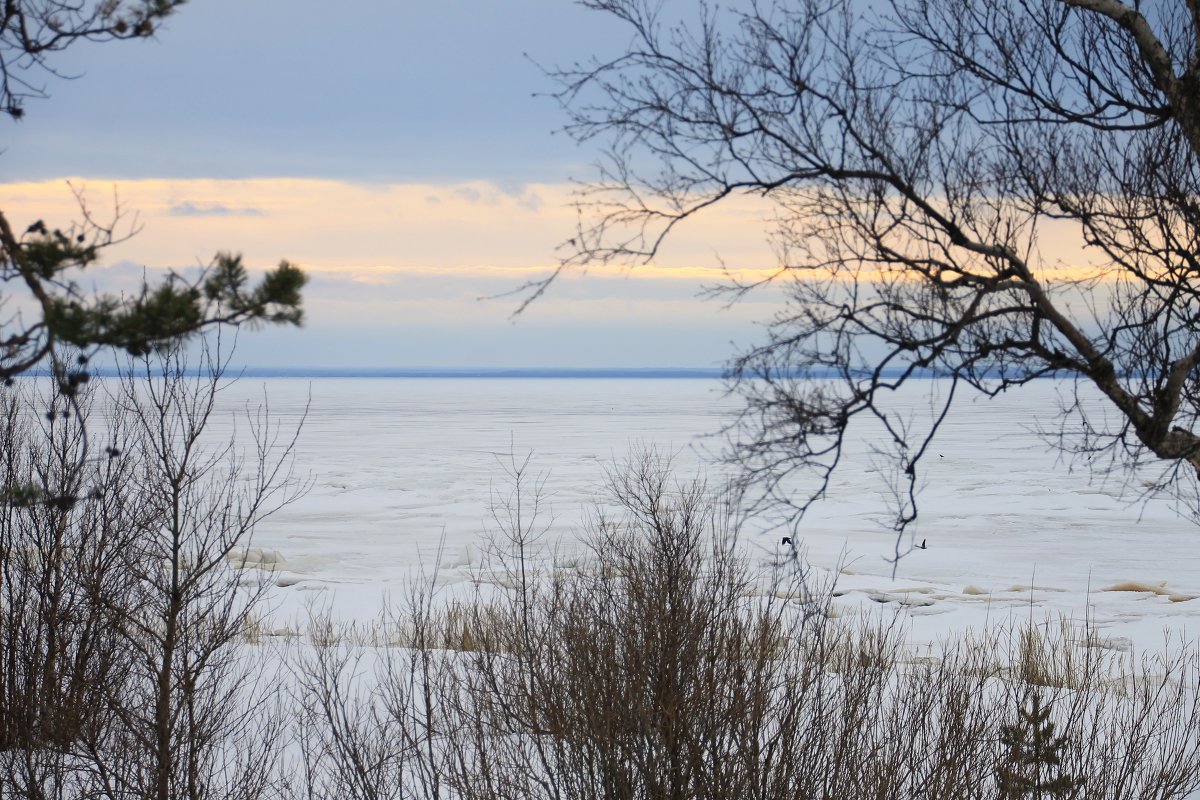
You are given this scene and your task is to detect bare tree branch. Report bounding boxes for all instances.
[549,0,1200,564]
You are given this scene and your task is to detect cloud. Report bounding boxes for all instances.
[447,183,542,212]
[452,186,485,204]
[495,180,544,212]
[168,201,266,218]
[0,178,785,280]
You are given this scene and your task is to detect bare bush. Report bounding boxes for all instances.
[0,344,303,800]
[292,577,457,800]
[0,381,139,797]
[295,454,1200,799]
[86,347,302,800]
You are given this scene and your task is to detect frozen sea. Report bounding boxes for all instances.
[205,376,1200,651]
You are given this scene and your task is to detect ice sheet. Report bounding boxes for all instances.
[200,377,1200,649]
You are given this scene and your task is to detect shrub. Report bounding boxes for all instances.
[296,453,1200,800]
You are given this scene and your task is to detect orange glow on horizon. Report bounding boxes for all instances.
[0,177,1120,289]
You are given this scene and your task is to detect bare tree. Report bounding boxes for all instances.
[549,0,1200,563]
[0,379,139,799]
[0,343,303,799]
[88,344,304,800]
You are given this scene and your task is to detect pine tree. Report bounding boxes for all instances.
[0,3,307,508]
[997,690,1078,799]
[0,1,307,387]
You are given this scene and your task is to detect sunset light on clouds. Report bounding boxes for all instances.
[0,176,785,368]
[0,0,775,368]
[0,173,1107,369]
[0,178,783,277]
[0,0,1106,369]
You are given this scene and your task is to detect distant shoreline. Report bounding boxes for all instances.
[18,366,1050,380]
[20,366,1051,380]
[23,369,1060,381]
[226,367,729,379]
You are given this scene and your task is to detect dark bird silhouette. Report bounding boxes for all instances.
[916,538,927,550]
[781,536,792,546]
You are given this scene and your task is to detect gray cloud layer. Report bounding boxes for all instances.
[3,1,627,183]
[168,201,266,217]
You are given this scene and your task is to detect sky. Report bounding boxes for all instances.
[0,0,785,370]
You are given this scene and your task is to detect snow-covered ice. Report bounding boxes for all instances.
[208,376,1200,651]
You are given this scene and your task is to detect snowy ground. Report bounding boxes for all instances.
[207,377,1200,654]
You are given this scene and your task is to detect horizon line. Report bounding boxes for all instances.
[23,365,1060,380]
[218,366,729,379]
